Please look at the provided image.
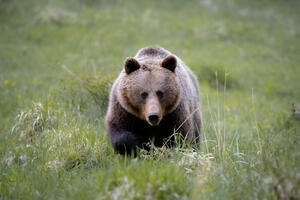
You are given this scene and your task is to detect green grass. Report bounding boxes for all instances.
[1,0,300,199]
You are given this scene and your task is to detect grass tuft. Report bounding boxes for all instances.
[84,74,115,114]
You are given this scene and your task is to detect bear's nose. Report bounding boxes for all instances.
[148,113,159,125]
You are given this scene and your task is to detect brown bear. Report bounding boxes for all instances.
[105,47,201,155]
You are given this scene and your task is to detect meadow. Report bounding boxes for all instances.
[0,0,299,199]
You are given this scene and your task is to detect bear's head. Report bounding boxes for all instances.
[117,55,180,126]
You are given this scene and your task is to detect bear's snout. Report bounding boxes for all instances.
[145,98,162,126]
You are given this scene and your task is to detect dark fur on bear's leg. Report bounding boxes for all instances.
[110,130,139,155]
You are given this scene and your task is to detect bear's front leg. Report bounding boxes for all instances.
[109,130,139,155]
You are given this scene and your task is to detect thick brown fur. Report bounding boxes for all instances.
[105,47,201,155]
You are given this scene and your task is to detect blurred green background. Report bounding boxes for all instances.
[0,0,299,199]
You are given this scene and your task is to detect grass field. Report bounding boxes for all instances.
[1,0,300,199]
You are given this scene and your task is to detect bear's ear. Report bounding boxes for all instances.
[161,55,177,72]
[124,57,140,74]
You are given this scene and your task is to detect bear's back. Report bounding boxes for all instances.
[135,47,170,60]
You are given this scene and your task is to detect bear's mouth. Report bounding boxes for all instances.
[148,121,160,126]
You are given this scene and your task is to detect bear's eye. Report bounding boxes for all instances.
[141,92,148,100]
[156,90,164,100]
